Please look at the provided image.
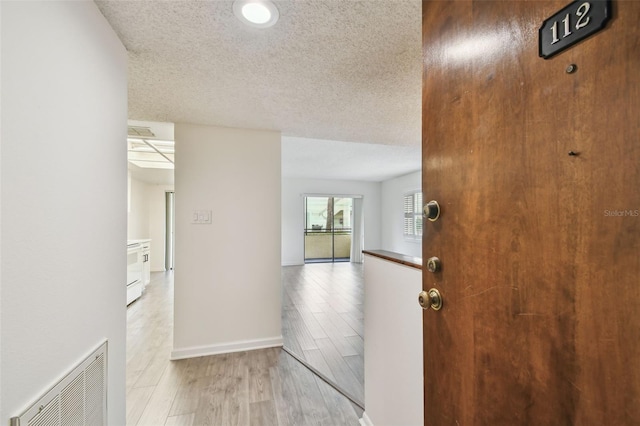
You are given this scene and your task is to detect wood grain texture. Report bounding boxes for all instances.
[164,414,195,426]
[127,271,362,425]
[281,263,364,406]
[126,386,155,426]
[422,0,640,424]
[362,249,422,269]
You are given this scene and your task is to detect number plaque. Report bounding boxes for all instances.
[539,0,612,59]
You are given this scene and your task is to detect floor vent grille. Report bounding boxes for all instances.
[11,341,107,426]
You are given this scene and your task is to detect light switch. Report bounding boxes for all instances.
[203,211,212,224]
[191,210,212,224]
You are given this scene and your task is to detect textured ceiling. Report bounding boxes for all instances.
[97,0,423,180]
[282,136,419,182]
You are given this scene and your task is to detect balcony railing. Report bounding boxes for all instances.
[304,228,352,261]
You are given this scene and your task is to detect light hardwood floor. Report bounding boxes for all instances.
[281,263,364,406]
[126,272,362,426]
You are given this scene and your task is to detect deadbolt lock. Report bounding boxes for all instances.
[418,288,443,311]
[424,200,441,222]
[426,257,441,273]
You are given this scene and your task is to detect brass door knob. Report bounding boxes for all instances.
[426,257,441,273]
[418,288,443,311]
[424,200,441,222]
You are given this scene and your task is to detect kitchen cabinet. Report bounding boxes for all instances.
[127,239,151,305]
[142,241,151,288]
[127,243,143,305]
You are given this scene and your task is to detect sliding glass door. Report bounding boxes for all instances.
[304,196,353,263]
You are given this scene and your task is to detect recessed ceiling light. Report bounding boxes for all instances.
[233,0,279,28]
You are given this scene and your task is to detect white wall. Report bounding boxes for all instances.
[172,124,282,359]
[362,254,423,426]
[128,174,151,240]
[281,178,381,265]
[0,2,4,417]
[380,170,422,258]
[1,2,127,424]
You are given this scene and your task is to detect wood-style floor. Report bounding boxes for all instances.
[281,263,364,406]
[126,272,362,426]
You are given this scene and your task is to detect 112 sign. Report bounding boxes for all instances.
[539,0,612,59]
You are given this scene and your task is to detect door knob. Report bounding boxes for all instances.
[418,288,443,311]
[424,200,441,222]
[426,256,441,273]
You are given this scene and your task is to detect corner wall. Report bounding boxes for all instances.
[173,124,282,358]
[363,254,423,426]
[380,170,422,257]
[128,175,151,240]
[281,178,382,266]
[1,2,127,423]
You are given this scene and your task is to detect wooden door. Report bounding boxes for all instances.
[421,1,639,424]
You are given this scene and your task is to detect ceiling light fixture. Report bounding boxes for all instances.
[233,0,279,28]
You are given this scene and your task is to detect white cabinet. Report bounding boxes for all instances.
[127,243,143,305]
[127,239,151,305]
[141,241,151,288]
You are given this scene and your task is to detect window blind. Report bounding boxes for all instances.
[404,191,423,239]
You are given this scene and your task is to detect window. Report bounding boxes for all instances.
[304,196,353,263]
[404,191,423,240]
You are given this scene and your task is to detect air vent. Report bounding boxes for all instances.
[10,341,108,426]
[127,126,155,138]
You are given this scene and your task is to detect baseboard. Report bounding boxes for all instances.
[281,260,304,266]
[360,412,374,426]
[170,336,283,360]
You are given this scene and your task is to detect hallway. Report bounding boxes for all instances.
[126,272,362,425]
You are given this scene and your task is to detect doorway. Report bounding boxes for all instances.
[304,196,353,263]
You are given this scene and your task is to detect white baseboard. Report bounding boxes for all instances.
[360,412,373,426]
[170,336,283,360]
[281,261,304,266]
